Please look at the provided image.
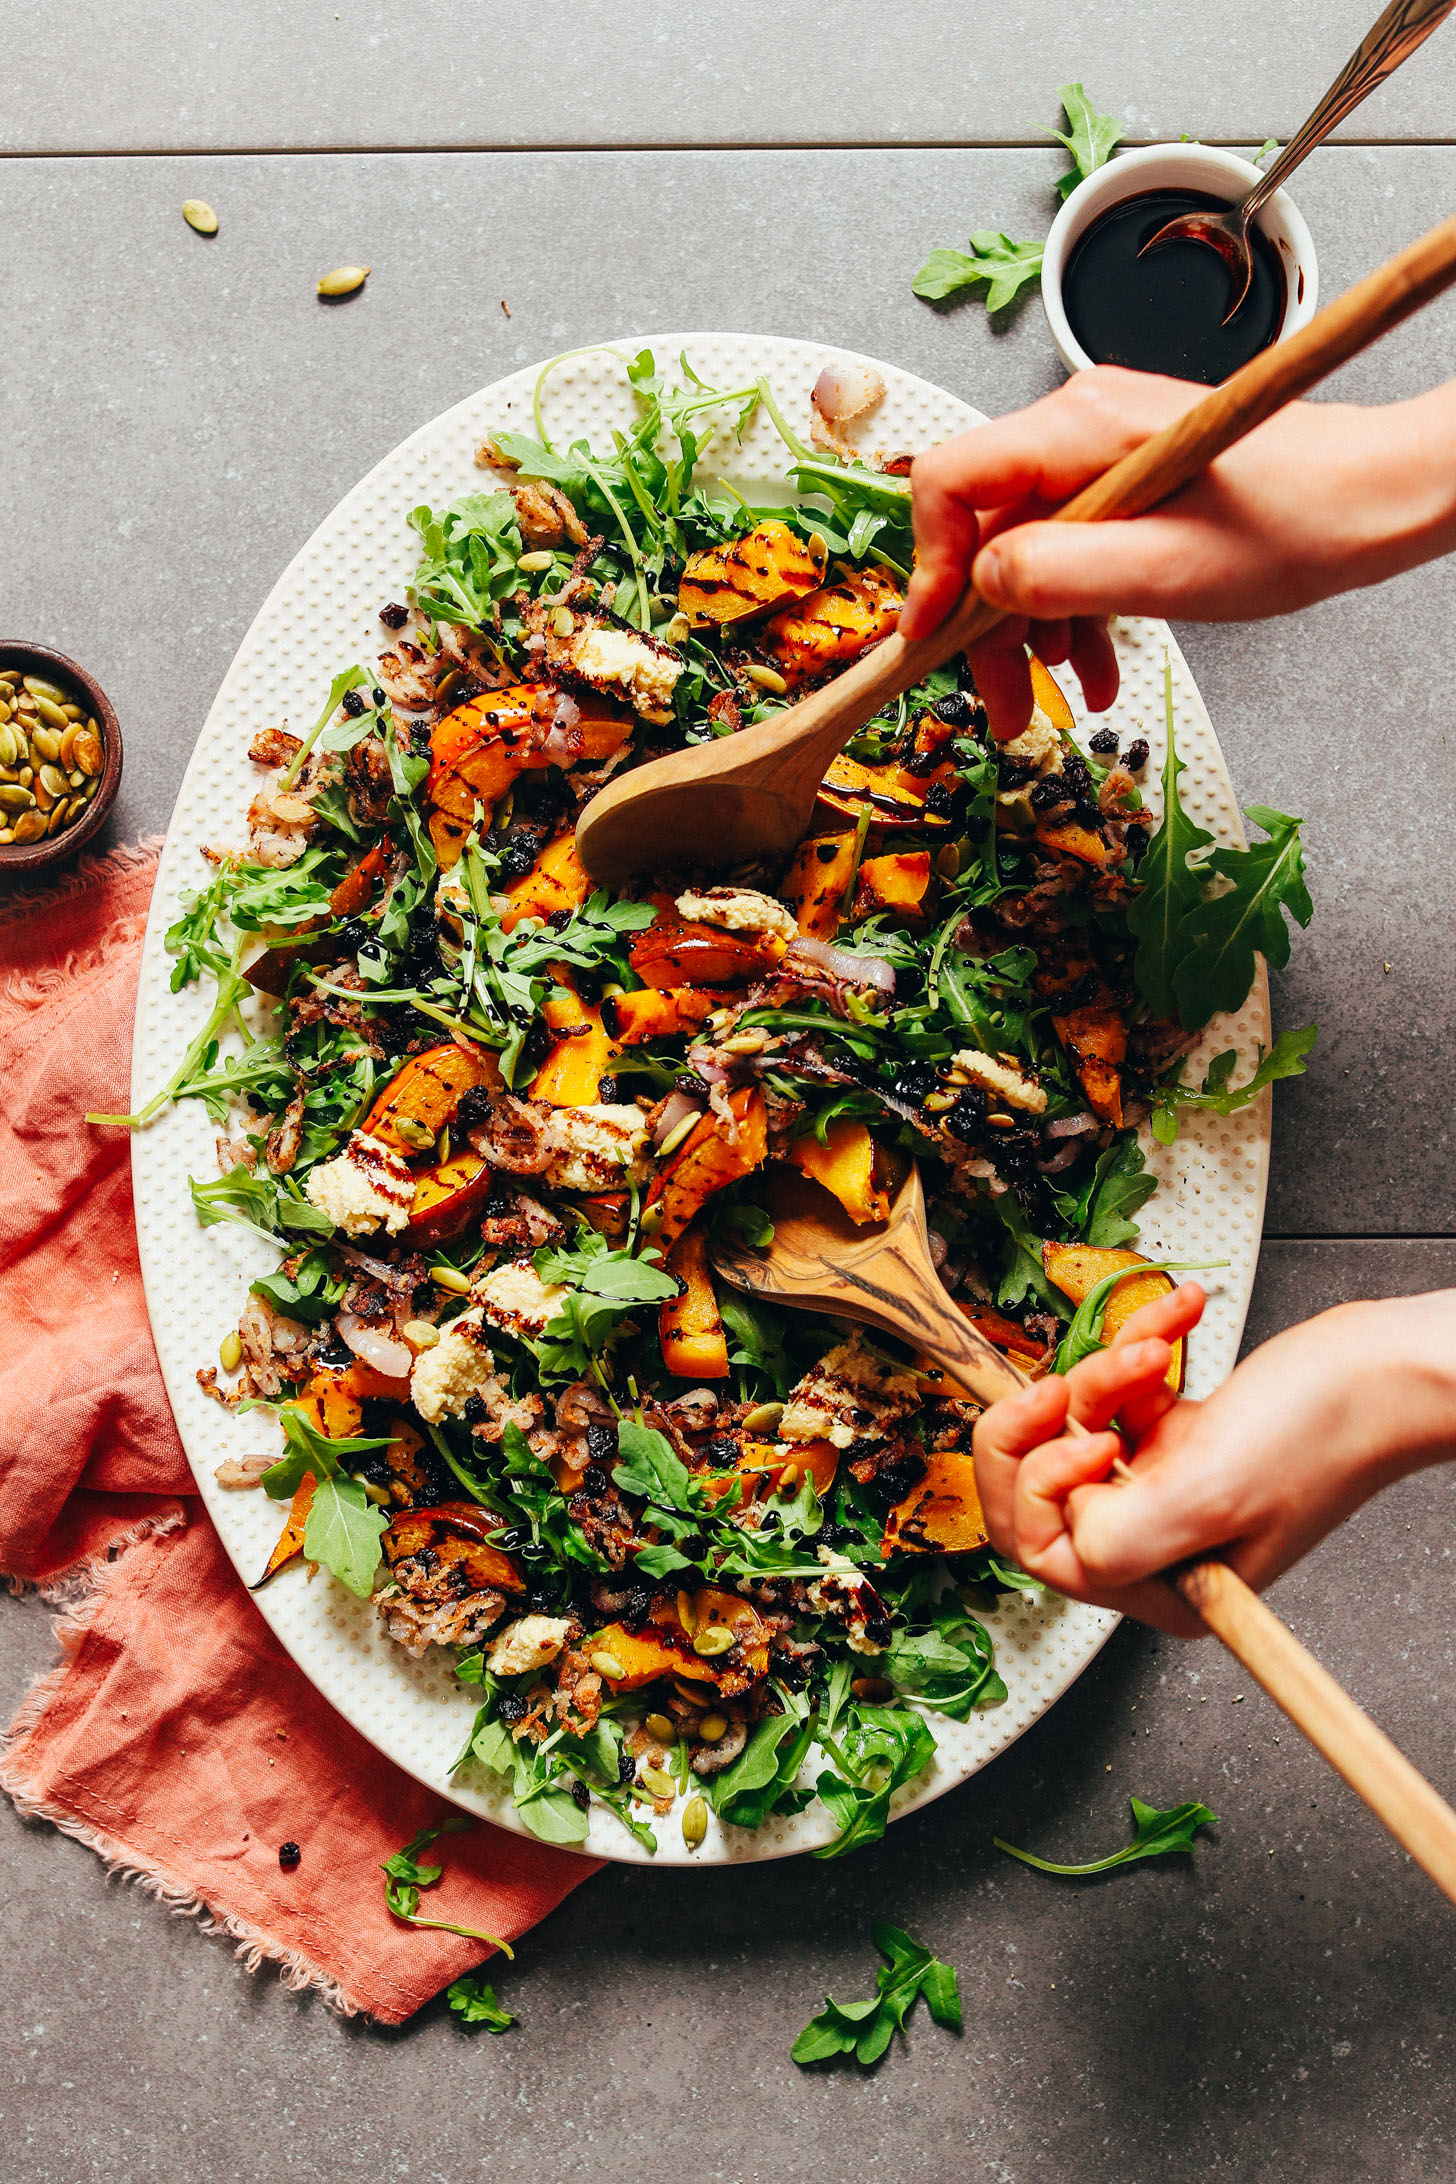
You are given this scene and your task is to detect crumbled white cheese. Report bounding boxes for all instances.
[954,1049,1048,1115]
[303,1130,414,1236]
[409,1307,498,1423]
[999,710,1063,776]
[675,885,797,947]
[473,1257,567,1340]
[487,1614,574,1677]
[560,626,683,724]
[542,1103,652,1193]
[779,1336,923,1449]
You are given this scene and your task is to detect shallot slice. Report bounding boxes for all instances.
[1044,1111,1096,1139]
[336,1311,413,1381]
[653,1087,705,1149]
[788,935,896,994]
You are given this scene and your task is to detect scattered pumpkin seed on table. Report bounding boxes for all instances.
[182,199,219,235]
[317,264,370,297]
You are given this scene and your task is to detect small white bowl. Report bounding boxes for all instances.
[1041,142,1319,377]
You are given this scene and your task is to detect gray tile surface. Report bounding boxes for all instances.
[2,1242,1453,2183]
[5,144,1456,1231]
[4,0,1456,151]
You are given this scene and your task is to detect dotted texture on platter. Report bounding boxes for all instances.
[131,335,1271,1868]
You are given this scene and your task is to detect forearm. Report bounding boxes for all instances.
[1313,381,1456,602]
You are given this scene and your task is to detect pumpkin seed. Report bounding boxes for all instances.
[58,726,77,768]
[0,725,15,767]
[46,803,71,834]
[589,1649,625,1681]
[675,1588,697,1636]
[30,726,61,762]
[32,694,68,730]
[743,663,788,694]
[643,1712,676,1744]
[218,1330,242,1371]
[807,530,829,564]
[637,1204,664,1237]
[431,1266,473,1294]
[183,198,219,235]
[741,1400,783,1433]
[58,799,85,829]
[317,263,370,297]
[22,676,67,704]
[0,785,34,812]
[38,764,67,798]
[697,1711,729,1744]
[655,1109,702,1160]
[681,1795,708,1849]
[402,1319,440,1348]
[0,703,10,727]
[73,731,103,775]
[32,779,54,813]
[61,703,85,723]
[11,810,46,843]
[639,1764,676,1800]
[550,606,575,638]
[68,770,85,790]
[0,669,16,687]
[0,829,11,847]
[664,613,690,646]
[721,1028,767,1055]
[81,774,100,799]
[935,843,960,880]
[392,1115,434,1151]
[515,550,554,573]
[691,1624,735,1658]
[17,766,32,788]
[672,1674,716,1707]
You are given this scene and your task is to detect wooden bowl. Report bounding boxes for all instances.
[0,641,123,876]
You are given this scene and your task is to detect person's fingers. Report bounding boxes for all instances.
[1030,615,1071,666]
[1062,1338,1175,1432]
[1015,1429,1124,1556]
[1010,1436,1206,1636]
[1066,615,1120,713]
[965,625,1035,739]
[971,499,1267,624]
[971,1376,1070,1549]
[902,460,982,640]
[1108,1283,1206,1351]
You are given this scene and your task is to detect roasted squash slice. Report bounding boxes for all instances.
[882,1445,989,1557]
[784,1120,895,1226]
[1050,1002,1127,1127]
[501,828,594,932]
[290,1358,412,1439]
[779,832,856,938]
[329,835,392,920]
[645,1084,767,1250]
[735,1434,840,1496]
[658,1221,730,1379]
[1028,654,1076,737]
[815,751,949,833]
[760,563,902,689]
[252,1472,317,1590]
[679,519,825,628]
[592,1586,769,1696]
[1042,1241,1185,1393]
[529,980,611,1105]
[601,986,717,1045]
[363,1041,501,1154]
[855,849,931,921]
[630,920,781,990]
[406,1149,497,1245]
[381,1502,527,1595]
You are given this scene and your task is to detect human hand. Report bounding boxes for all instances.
[972,1286,1456,1637]
[901,368,1456,738]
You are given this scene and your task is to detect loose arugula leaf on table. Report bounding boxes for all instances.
[1150,1025,1317,1145]
[996,1794,1218,1876]
[912,233,1046,314]
[1048,81,1126,199]
[447,1973,516,2032]
[382,1816,514,1949]
[792,1922,961,2068]
[1171,807,1313,1030]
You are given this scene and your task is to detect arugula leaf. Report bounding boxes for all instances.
[1048,82,1126,200]
[1081,1136,1157,1249]
[302,1474,388,1598]
[912,233,1045,314]
[189,1167,335,1248]
[1151,1024,1317,1145]
[532,1241,678,1383]
[1126,667,1213,1020]
[993,1190,1070,1318]
[260,1407,392,1499]
[887,1606,1007,1719]
[701,1710,816,1829]
[251,1245,346,1326]
[813,1706,938,1860]
[279,665,369,789]
[1171,806,1313,1030]
[382,1816,513,1949]
[719,1289,794,1398]
[447,1973,516,2032]
[1052,1257,1223,1375]
[792,1921,961,2068]
[995,1793,1218,1876]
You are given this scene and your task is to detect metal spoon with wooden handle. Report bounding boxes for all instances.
[577,211,1456,887]
[711,1166,1456,1907]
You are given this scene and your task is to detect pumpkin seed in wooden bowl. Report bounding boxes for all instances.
[0,642,122,875]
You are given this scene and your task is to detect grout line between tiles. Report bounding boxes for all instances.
[1262,1232,1456,1243]
[3,135,1456,161]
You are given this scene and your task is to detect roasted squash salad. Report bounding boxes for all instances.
[130,350,1314,1856]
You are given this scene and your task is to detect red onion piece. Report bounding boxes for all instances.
[788,935,896,994]
[653,1087,705,1150]
[1044,1111,1096,1139]
[336,1311,413,1381]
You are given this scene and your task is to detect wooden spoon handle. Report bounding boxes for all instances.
[1175,1559,1456,1907]
[905,1308,1456,1906]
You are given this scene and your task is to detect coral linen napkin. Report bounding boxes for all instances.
[0,844,597,2021]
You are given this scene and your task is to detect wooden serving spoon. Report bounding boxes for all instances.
[711,1166,1456,1907]
[577,210,1456,886]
